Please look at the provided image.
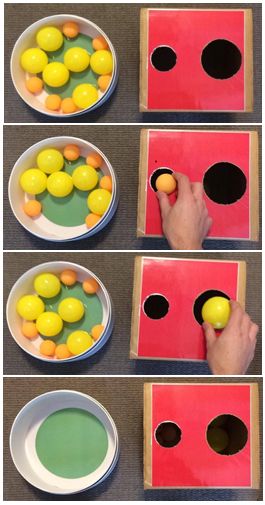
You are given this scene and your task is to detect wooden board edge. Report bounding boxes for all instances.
[139,9,148,112]
[137,129,148,237]
[129,256,143,359]
[249,130,259,241]
[244,9,253,112]
[144,383,153,489]
[250,383,260,489]
[237,261,247,309]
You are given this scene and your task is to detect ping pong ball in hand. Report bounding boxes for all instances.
[36,26,63,52]
[20,169,47,195]
[72,165,98,191]
[202,296,231,329]
[36,311,63,337]
[67,330,94,355]
[60,269,77,286]
[155,173,177,194]
[21,48,48,73]
[17,295,45,320]
[37,148,64,174]
[34,273,61,298]
[58,297,85,323]
[47,172,73,197]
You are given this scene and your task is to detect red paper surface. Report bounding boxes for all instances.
[137,257,239,360]
[145,130,250,239]
[151,384,251,487]
[147,10,245,110]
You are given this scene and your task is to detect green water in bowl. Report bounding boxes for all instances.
[41,281,103,344]
[36,156,103,227]
[35,407,108,478]
[43,33,99,98]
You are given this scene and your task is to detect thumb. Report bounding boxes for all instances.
[202,322,217,348]
[156,191,171,220]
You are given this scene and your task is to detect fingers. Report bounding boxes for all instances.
[174,172,193,200]
[249,322,259,342]
[191,182,203,200]
[202,321,217,348]
[156,191,171,220]
[226,300,244,327]
[227,300,258,344]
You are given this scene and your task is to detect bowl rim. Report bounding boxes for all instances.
[10,13,118,117]
[8,135,117,242]
[6,260,112,363]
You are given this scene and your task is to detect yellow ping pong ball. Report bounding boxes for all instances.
[72,165,98,191]
[36,311,63,337]
[21,48,48,73]
[67,330,94,355]
[72,83,98,109]
[47,172,73,197]
[43,62,69,87]
[34,273,61,298]
[37,148,64,174]
[155,173,177,194]
[202,296,231,329]
[20,169,47,195]
[64,47,90,72]
[87,188,111,216]
[17,295,45,320]
[36,26,63,52]
[90,50,113,75]
[58,297,85,323]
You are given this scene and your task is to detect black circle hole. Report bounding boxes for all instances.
[150,167,173,192]
[151,46,177,72]
[155,422,182,448]
[207,414,248,455]
[193,289,230,325]
[203,162,247,205]
[143,294,169,319]
[201,39,242,79]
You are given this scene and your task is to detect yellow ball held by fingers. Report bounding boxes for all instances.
[67,330,94,355]
[34,273,61,298]
[36,26,63,52]
[58,297,85,323]
[99,175,112,191]
[60,269,77,286]
[61,97,78,114]
[22,321,38,339]
[45,94,62,111]
[91,324,104,341]
[26,76,43,94]
[40,339,56,357]
[55,343,72,359]
[85,213,101,228]
[63,144,80,161]
[98,74,112,92]
[36,311,63,337]
[17,295,45,321]
[202,296,231,330]
[72,83,98,109]
[92,36,109,51]
[37,148,64,174]
[62,21,79,39]
[47,172,73,197]
[23,200,42,217]
[155,173,177,194]
[87,188,111,216]
[64,47,90,72]
[43,62,69,87]
[72,165,98,191]
[20,48,48,73]
[90,50,113,75]
[82,277,99,294]
[20,169,47,195]
[86,152,103,169]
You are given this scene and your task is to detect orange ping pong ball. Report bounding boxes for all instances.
[86,152,102,169]
[82,278,99,294]
[63,144,80,161]
[40,339,56,357]
[85,213,101,228]
[60,269,77,286]
[22,321,38,339]
[26,76,43,94]
[62,21,79,39]
[23,200,42,217]
[155,173,177,194]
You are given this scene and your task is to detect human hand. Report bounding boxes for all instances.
[157,172,212,250]
[203,300,258,375]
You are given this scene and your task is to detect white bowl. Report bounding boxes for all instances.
[8,136,118,242]
[10,390,119,494]
[10,14,118,117]
[6,261,113,363]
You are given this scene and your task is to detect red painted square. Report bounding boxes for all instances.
[147,9,246,111]
[150,383,251,487]
[137,257,239,360]
[145,130,250,239]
